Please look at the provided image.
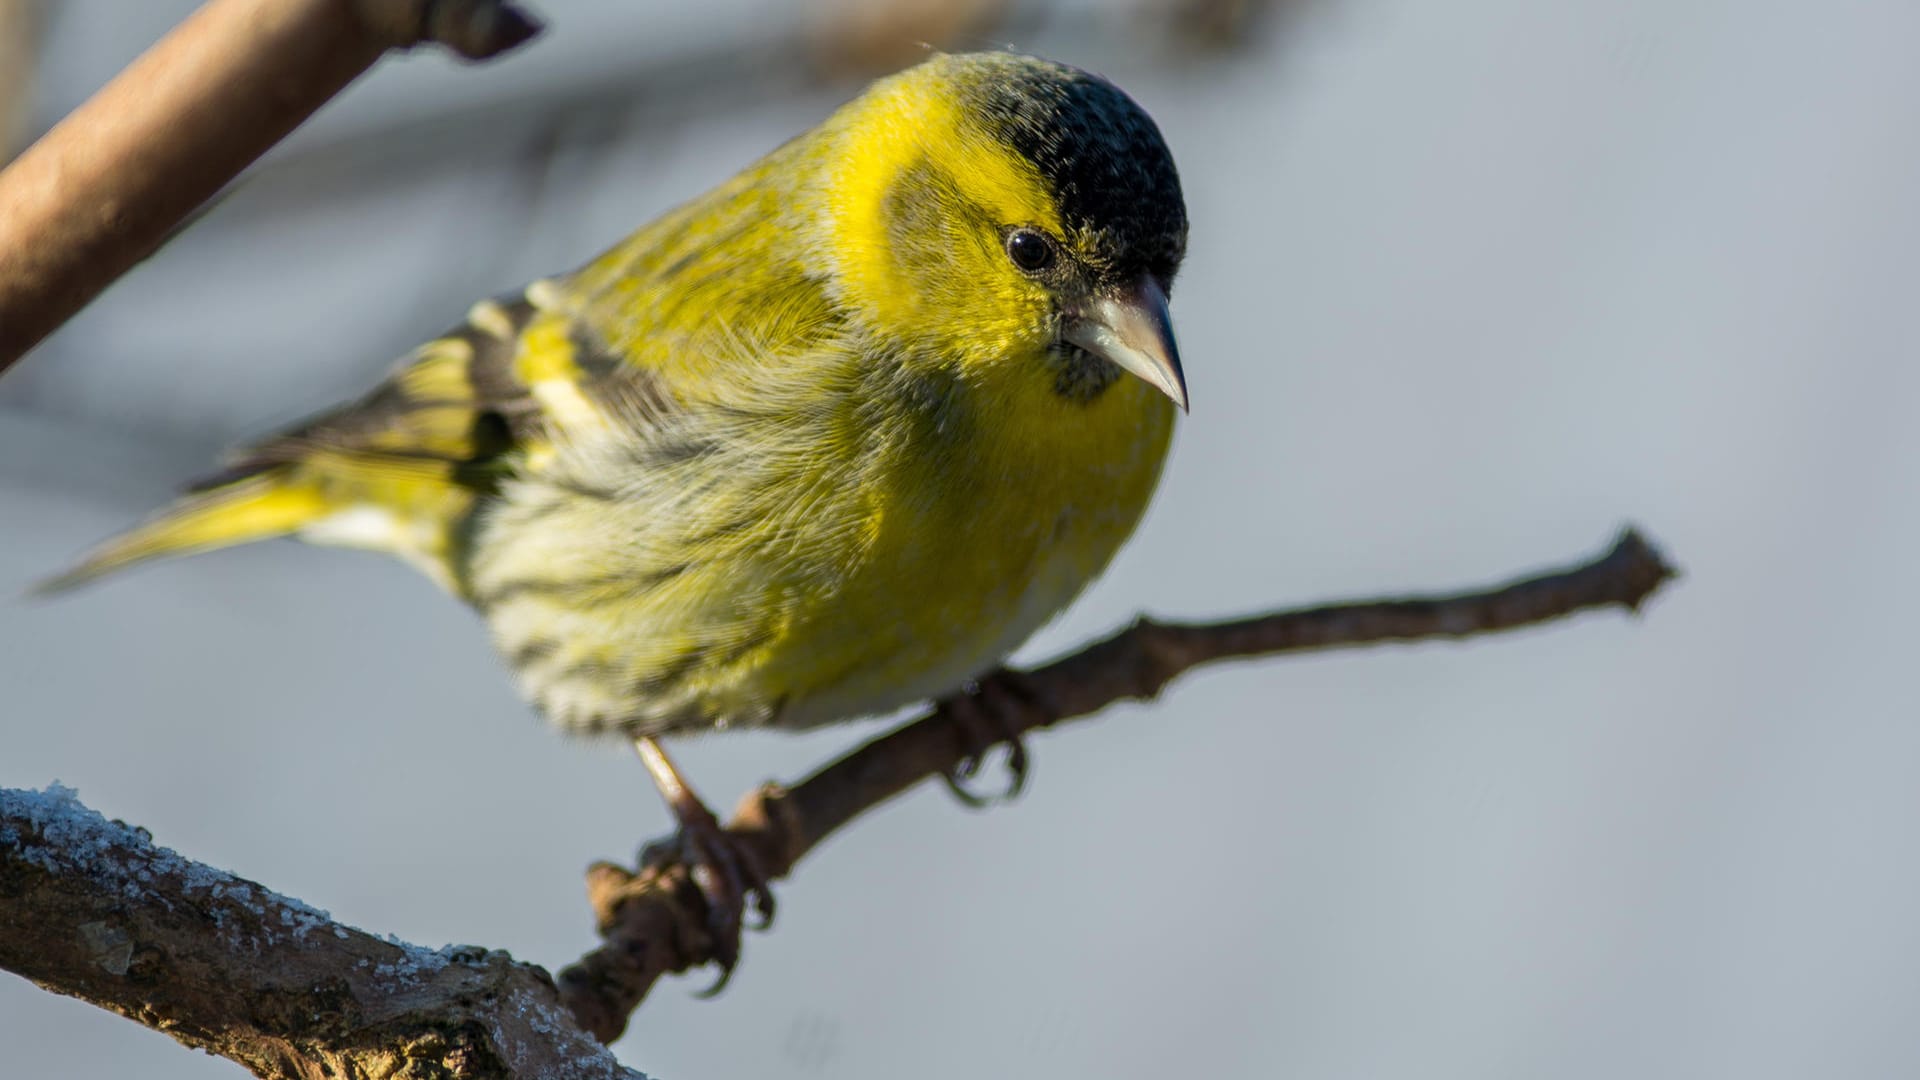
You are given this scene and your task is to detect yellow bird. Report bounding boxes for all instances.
[48,50,1189,975]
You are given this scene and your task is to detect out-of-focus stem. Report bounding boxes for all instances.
[0,0,539,374]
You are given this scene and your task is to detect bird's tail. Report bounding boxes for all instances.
[34,470,330,595]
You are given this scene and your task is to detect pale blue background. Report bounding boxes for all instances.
[6,1,1920,1077]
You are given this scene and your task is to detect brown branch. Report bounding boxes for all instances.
[2,529,1674,1071]
[0,0,541,374]
[0,785,639,1080]
[556,526,1678,1041]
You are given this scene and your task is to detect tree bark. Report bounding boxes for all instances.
[1,784,638,1079]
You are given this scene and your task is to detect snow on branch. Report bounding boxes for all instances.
[0,784,638,1080]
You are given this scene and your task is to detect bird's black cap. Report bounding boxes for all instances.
[954,53,1189,288]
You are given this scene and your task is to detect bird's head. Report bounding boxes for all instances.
[815,51,1189,409]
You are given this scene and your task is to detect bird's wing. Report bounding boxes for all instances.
[200,284,676,490]
[40,286,668,594]
[45,147,841,596]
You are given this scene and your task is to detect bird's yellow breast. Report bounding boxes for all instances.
[469,336,1173,737]
[756,351,1175,727]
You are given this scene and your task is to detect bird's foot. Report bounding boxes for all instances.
[639,801,776,994]
[633,738,776,995]
[937,667,1052,808]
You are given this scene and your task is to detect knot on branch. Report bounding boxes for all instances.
[557,783,802,1043]
[1604,528,1679,612]
[1122,615,1199,700]
[355,0,543,59]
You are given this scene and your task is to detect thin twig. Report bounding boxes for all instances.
[1,529,1677,1069]
[556,527,1678,1041]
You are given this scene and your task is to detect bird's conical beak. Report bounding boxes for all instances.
[1063,276,1187,412]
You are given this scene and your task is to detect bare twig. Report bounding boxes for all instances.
[0,785,637,1080]
[0,0,541,374]
[1,529,1676,1070]
[556,527,1677,1041]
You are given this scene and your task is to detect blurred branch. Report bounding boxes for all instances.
[1,528,1675,1070]
[0,0,542,375]
[1153,0,1304,52]
[557,527,1677,1042]
[0,0,40,164]
[806,0,1012,75]
[156,2,1050,235]
[110,0,1285,287]
[0,785,638,1080]
[0,0,1301,409]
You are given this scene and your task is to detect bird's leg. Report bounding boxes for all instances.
[632,736,775,993]
[937,667,1053,808]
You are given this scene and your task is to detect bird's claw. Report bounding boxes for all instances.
[938,668,1049,808]
[642,799,776,995]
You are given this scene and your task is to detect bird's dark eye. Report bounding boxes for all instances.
[1005,228,1056,273]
